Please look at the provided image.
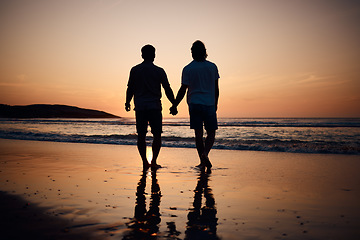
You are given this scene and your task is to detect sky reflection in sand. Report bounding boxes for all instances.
[1,139,359,239]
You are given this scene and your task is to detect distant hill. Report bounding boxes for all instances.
[0,104,120,118]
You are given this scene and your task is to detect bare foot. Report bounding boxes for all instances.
[151,163,162,169]
[201,155,212,169]
[195,163,205,169]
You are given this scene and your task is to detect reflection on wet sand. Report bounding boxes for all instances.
[123,169,162,239]
[185,169,219,240]
[123,168,219,239]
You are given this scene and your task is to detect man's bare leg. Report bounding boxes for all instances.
[203,129,216,168]
[151,133,162,169]
[195,129,205,167]
[137,133,150,169]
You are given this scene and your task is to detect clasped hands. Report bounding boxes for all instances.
[169,105,178,116]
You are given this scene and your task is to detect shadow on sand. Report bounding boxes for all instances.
[0,191,106,240]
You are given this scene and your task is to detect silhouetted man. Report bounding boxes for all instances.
[171,40,219,169]
[125,44,175,169]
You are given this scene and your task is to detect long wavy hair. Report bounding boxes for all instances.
[191,40,208,62]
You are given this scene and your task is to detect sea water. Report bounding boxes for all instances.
[0,118,359,155]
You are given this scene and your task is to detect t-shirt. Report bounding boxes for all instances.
[127,61,170,111]
[181,60,219,106]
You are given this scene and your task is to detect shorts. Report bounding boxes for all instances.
[189,104,218,130]
[135,109,162,134]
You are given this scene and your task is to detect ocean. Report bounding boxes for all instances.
[0,118,359,155]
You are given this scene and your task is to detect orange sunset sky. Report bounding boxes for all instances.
[1,0,359,118]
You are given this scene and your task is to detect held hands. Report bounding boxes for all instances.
[169,105,178,116]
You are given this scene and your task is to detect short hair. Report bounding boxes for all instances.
[191,40,208,61]
[141,44,155,61]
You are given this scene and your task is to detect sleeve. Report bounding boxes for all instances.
[127,68,135,89]
[214,64,220,79]
[181,67,189,86]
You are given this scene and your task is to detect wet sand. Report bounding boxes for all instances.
[0,139,359,239]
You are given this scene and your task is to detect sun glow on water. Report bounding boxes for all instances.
[146,146,153,163]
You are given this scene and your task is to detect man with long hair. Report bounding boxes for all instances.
[171,40,220,169]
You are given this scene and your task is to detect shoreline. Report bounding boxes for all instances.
[1,139,359,239]
[1,117,359,155]
[0,136,359,156]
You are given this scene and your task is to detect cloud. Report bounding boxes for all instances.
[0,74,29,87]
[294,73,350,88]
[16,74,28,82]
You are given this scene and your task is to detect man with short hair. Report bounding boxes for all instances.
[126,44,175,169]
[170,40,220,169]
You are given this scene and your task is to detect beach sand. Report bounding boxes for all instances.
[0,139,359,239]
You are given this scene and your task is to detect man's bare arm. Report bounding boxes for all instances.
[169,84,188,116]
[163,85,175,105]
[125,86,134,111]
[173,84,188,107]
